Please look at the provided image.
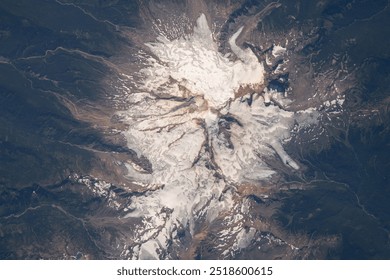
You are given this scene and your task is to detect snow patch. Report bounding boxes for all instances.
[272,45,286,57]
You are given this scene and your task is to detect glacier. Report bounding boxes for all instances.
[118,13,317,259]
